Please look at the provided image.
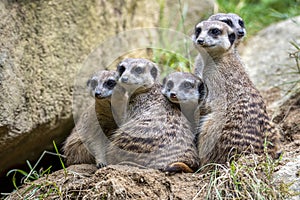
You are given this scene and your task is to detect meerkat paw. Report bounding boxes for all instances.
[163,162,194,174]
[96,162,107,169]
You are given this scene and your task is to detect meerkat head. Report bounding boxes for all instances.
[208,13,246,44]
[192,20,236,56]
[116,58,159,94]
[87,70,118,100]
[161,72,207,105]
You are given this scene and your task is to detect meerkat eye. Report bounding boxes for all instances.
[134,66,144,74]
[89,79,98,89]
[195,27,202,38]
[221,19,233,27]
[117,64,126,76]
[183,81,194,89]
[238,19,245,28]
[167,81,174,89]
[105,79,117,89]
[210,28,222,36]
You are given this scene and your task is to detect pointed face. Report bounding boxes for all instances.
[208,13,246,42]
[192,21,236,55]
[161,72,207,105]
[87,70,118,99]
[116,58,159,93]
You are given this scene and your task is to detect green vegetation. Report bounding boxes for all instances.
[194,151,298,199]
[217,0,300,36]
[3,141,67,199]
[153,0,193,73]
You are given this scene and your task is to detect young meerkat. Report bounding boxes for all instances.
[63,70,123,168]
[192,20,282,166]
[194,13,246,78]
[161,72,208,126]
[106,58,199,173]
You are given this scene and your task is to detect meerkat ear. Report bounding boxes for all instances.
[198,81,207,100]
[162,77,166,86]
[86,79,91,87]
[228,32,236,46]
[117,63,126,76]
[150,66,158,80]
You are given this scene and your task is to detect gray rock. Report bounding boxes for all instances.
[241,16,300,93]
[274,155,300,200]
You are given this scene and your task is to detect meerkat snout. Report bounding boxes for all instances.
[197,38,205,45]
[237,29,245,37]
[121,76,129,83]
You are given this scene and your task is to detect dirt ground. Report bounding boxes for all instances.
[7,89,300,199]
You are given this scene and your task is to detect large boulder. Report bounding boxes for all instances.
[241,16,300,93]
[0,0,214,179]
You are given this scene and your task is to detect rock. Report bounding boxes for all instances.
[0,0,215,186]
[274,155,300,200]
[241,16,300,93]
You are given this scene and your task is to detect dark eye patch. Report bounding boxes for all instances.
[182,81,194,89]
[238,19,244,28]
[134,66,144,74]
[150,66,158,80]
[220,19,233,27]
[194,27,202,39]
[117,64,126,76]
[104,79,117,90]
[209,28,222,37]
[167,80,174,89]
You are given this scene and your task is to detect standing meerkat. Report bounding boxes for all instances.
[161,72,208,126]
[194,13,246,78]
[63,70,122,168]
[192,20,282,166]
[106,58,199,173]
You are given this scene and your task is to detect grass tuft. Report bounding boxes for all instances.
[3,141,67,199]
[194,146,296,199]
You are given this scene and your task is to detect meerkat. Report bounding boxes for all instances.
[192,20,282,166]
[194,13,246,78]
[161,72,208,126]
[106,58,199,173]
[208,13,246,46]
[63,70,123,168]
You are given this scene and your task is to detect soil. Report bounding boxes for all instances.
[6,89,300,199]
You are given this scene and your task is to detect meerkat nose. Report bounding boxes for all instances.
[170,92,177,99]
[237,29,245,37]
[197,39,204,45]
[95,91,102,98]
[121,77,128,83]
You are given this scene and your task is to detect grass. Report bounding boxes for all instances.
[193,151,298,199]
[3,141,67,199]
[287,41,300,93]
[217,0,300,36]
[153,0,193,74]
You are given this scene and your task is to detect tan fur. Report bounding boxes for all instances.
[192,21,282,166]
[194,13,246,78]
[63,70,121,167]
[161,72,207,127]
[106,58,199,173]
